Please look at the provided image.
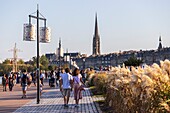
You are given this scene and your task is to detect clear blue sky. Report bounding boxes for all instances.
[0,0,170,61]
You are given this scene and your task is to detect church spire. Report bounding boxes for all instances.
[158,35,163,51]
[92,13,101,55]
[59,37,61,49]
[94,13,99,36]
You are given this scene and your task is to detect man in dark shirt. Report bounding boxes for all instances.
[21,69,29,98]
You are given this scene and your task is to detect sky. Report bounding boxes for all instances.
[0,0,170,61]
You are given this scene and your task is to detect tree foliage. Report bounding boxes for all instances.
[40,55,49,70]
[124,57,143,66]
[0,59,12,74]
[0,55,50,75]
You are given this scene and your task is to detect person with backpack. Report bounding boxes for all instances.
[2,74,7,91]
[21,69,30,98]
[8,73,14,91]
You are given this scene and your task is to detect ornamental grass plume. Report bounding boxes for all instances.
[141,75,153,88]
[161,59,170,77]
[120,66,131,75]
[93,73,107,94]
[160,102,170,112]
[88,60,170,112]
[86,69,95,86]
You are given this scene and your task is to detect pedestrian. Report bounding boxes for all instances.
[5,74,8,89]
[21,69,30,98]
[13,73,17,86]
[72,68,86,107]
[8,73,14,91]
[80,69,86,83]
[56,68,64,87]
[33,72,36,86]
[2,74,7,91]
[45,71,48,80]
[40,70,45,86]
[59,68,73,107]
[40,80,43,96]
[49,70,55,87]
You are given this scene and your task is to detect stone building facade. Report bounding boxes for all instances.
[45,13,170,70]
[73,47,170,69]
[73,36,170,69]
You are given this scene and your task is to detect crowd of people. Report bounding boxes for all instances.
[1,68,87,107]
[2,72,19,92]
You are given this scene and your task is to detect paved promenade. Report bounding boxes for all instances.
[13,87,103,113]
[0,80,52,113]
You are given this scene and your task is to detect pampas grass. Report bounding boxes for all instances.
[88,60,170,112]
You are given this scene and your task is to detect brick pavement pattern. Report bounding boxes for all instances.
[13,88,103,113]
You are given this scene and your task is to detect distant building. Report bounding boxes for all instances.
[45,15,170,70]
[73,36,170,69]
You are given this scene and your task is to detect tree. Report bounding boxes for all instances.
[40,55,49,70]
[18,59,25,64]
[1,59,12,74]
[124,57,143,67]
[48,64,56,71]
[3,59,11,64]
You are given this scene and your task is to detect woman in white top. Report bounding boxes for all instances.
[72,68,85,107]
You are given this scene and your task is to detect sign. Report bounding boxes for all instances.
[40,27,51,43]
[23,24,36,41]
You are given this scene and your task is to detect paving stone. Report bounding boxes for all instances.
[13,88,102,113]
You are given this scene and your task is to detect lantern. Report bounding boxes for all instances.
[40,27,51,43]
[23,24,36,41]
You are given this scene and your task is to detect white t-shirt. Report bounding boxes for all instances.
[60,73,73,89]
[40,73,45,79]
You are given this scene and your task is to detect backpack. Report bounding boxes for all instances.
[56,72,60,80]
[22,74,28,85]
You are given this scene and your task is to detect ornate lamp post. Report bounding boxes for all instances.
[23,5,51,104]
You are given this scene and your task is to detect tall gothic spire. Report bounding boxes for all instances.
[158,35,162,51]
[92,13,101,55]
[59,37,61,49]
[94,13,99,36]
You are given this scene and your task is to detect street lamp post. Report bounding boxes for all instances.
[24,5,50,104]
